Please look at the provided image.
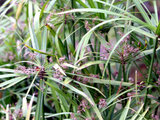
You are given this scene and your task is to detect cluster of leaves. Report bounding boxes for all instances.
[0,0,160,120]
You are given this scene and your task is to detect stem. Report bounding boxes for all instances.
[144,36,158,110]
[106,34,112,97]
[71,0,75,48]
[108,63,112,97]
[122,64,126,82]
[122,63,127,106]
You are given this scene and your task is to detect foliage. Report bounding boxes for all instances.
[0,0,160,120]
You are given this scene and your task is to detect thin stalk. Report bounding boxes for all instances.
[108,63,112,97]
[144,36,158,110]
[122,63,127,106]
[122,64,126,82]
[71,0,76,48]
[106,34,112,97]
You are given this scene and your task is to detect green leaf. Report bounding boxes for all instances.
[41,27,47,52]
[46,0,56,12]
[65,25,75,55]
[0,68,15,73]
[0,76,27,90]
[28,1,33,22]
[130,104,144,120]
[137,107,149,120]
[0,74,19,79]
[133,0,152,26]
[35,79,44,120]
[156,21,160,36]
[29,22,39,50]
[80,86,103,120]
[47,76,94,106]
[75,0,88,8]
[26,94,35,120]
[75,18,127,64]
[55,23,67,56]
[119,97,131,120]
[40,0,49,21]
[92,79,132,86]
[88,0,96,8]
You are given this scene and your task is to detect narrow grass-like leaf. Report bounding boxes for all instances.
[92,78,132,86]
[156,21,160,36]
[35,79,44,120]
[65,25,75,55]
[81,86,103,120]
[119,97,131,120]
[45,0,56,12]
[34,11,40,30]
[41,27,47,52]
[0,76,27,90]
[88,0,96,8]
[28,1,33,22]
[29,22,39,50]
[75,18,127,64]
[77,60,106,70]
[46,81,61,113]
[24,44,56,57]
[153,0,158,25]
[0,74,19,79]
[55,23,67,56]
[0,68,15,73]
[39,0,49,21]
[46,81,78,106]
[102,27,142,78]
[137,107,149,120]
[45,112,74,118]
[16,0,24,20]
[26,94,35,120]
[73,80,105,97]
[47,76,94,106]
[75,0,88,8]
[130,104,144,120]
[133,0,152,26]
[22,97,27,117]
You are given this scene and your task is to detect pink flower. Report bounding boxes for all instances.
[16,40,22,51]
[46,13,53,22]
[53,69,64,80]
[49,57,53,63]
[59,56,65,63]
[98,99,107,108]
[70,113,77,120]
[77,99,90,113]
[85,21,90,31]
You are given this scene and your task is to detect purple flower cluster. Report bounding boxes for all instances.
[85,21,90,31]
[90,74,99,79]
[100,45,110,60]
[15,66,36,75]
[77,99,90,113]
[101,31,139,64]
[98,99,107,108]
[59,56,68,69]
[70,113,77,120]
[46,13,53,22]
[156,71,160,85]
[0,51,15,62]
[24,51,37,60]
[53,69,64,80]
[152,114,159,120]
[121,44,139,58]
[59,56,66,63]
